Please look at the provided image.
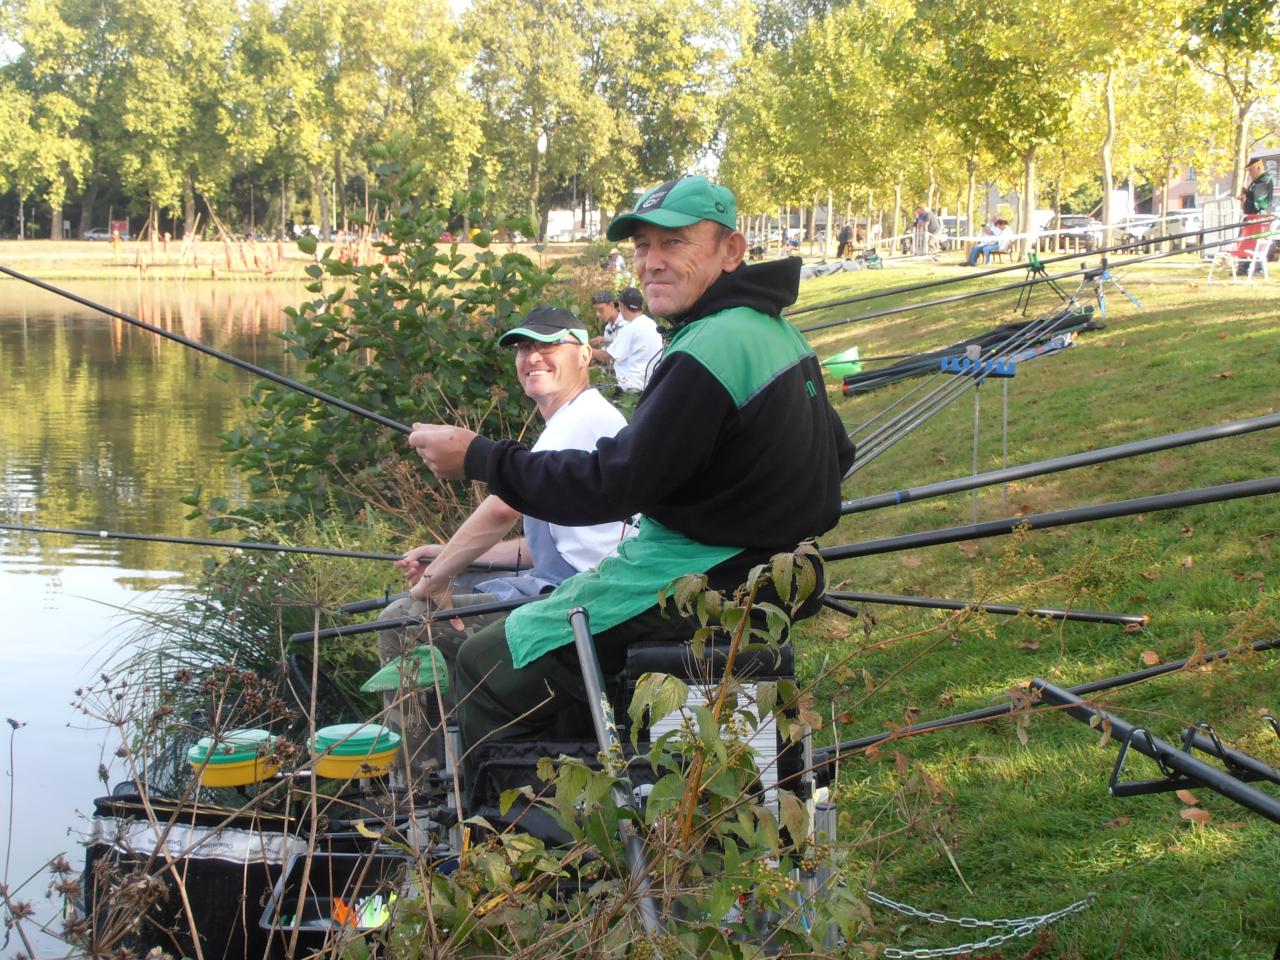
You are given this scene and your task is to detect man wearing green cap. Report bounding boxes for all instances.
[409,175,855,763]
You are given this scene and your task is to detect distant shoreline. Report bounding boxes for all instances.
[0,238,595,282]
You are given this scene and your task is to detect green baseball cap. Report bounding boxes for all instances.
[606,176,737,241]
[497,305,589,347]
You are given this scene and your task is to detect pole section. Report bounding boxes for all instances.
[821,476,1280,562]
[840,412,1280,515]
[0,265,411,435]
[568,608,663,934]
[287,595,536,643]
[824,590,1147,627]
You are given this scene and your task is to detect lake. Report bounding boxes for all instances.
[0,278,307,955]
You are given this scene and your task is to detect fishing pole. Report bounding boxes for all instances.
[847,302,1082,472]
[841,411,1280,516]
[0,522,521,571]
[287,594,536,643]
[823,590,1147,627]
[800,225,1254,337]
[820,475,1280,562]
[0,265,412,435]
[810,637,1280,774]
[787,217,1247,321]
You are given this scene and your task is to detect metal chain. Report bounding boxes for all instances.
[868,889,1096,959]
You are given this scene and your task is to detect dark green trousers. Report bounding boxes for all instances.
[453,604,698,767]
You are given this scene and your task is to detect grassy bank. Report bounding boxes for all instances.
[794,257,1280,957]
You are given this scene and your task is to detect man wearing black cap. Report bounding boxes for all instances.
[589,286,663,394]
[409,175,854,760]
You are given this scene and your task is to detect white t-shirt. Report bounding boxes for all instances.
[530,388,635,570]
[606,314,664,392]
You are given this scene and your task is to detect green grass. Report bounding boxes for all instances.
[792,257,1280,958]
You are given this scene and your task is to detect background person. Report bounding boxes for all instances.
[967,217,1012,265]
[588,290,622,348]
[407,175,855,771]
[590,285,663,395]
[1230,156,1274,267]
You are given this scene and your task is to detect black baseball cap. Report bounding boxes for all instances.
[618,287,644,310]
[497,306,589,347]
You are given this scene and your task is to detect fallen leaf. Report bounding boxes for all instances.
[1222,821,1246,830]
[1103,816,1132,829]
[1181,807,1212,824]
[1123,622,1145,633]
[1216,370,1233,379]
[1140,569,1161,581]
[1016,640,1041,650]
[1180,524,1195,538]
[1176,789,1199,806]
[901,555,922,568]
[1141,650,1161,665]
[957,540,980,557]
[1168,844,1189,853]
[1181,555,1194,569]
[1216,331,1228,339]
[937,692,955,707]
[1135,513,1146,522]
[1120,339,1128,347]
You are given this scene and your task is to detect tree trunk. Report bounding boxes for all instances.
[1232,98,1254,197]
[281,175,288,240]
[892,183,902,248]
[1101,68,1116,249]
[183,175,197,238]
[334,152,346,226]
[78,181,99,238]
[1020,148,1037,255]
[965,153,977,246]
[530,142,542,239]
[312,166,331,239]
[825,188,833,257]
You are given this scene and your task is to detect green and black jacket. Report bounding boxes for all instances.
[464,257,855,593]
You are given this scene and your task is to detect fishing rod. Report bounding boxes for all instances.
[787,217,1247,321]
[0,522,521,571]
[0,265,412,435]
[811,637,1280,775]
[820,475,1280,562]
[287,594,536,643]
[800,225,1254,337]
[841,411,1280,516]
[823,590,1147,627]
[847,302,1083,473]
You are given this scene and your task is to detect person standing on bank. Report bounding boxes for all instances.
[380,306,633,781]
[408,176,855,766]
[590,286,663,395]
[1231,156,1274,266]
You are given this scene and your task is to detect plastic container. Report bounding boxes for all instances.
[187,728,279,787]
[823,346,861,379]
[312,723,401,779]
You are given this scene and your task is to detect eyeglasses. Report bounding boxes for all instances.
[513,339,577,356]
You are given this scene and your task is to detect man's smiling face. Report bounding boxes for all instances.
[631,220,745,319]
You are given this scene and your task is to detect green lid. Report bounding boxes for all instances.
[313,723,401,757]
[360,645,449,694]
[187,728,277,766]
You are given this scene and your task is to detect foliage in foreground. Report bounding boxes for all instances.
[190,144,557,537]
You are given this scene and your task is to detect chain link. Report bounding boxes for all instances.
[868,889,1096,959]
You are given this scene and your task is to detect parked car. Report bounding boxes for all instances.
[1118,214,1160,249]
[83,227,116,240]
[1049,214,1102,251]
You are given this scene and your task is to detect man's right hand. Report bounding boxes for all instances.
[397,544,442,586]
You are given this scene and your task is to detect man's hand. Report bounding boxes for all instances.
[396,544,441,586]
[409,423,477,480]
[409,565,465,630]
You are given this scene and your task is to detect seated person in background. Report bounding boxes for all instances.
[590,286,664,394]
[967,217,1013,265]
[1230,156,1274,267]
[588,290,623,348]
[379,306,634,782]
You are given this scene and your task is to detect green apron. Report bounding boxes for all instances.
[504,517,741,669]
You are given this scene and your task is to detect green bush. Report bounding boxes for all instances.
[194,143,559,535]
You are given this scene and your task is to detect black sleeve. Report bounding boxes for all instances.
[462,353,735,526]
[831,402,856,476]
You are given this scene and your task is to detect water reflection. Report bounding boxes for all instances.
[0,278,306,955]
[0,278,306,576]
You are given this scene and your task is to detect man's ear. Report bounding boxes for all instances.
[722,230,747,270]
